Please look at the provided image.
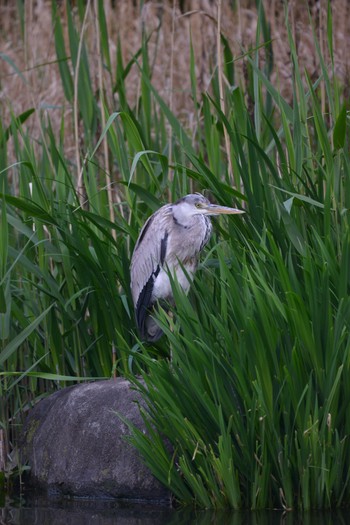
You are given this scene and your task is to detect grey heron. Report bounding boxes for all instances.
[130,193,244,342]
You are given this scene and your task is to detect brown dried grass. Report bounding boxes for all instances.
[0,0,349,146]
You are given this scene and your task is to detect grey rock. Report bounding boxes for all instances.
[20,378,171,503]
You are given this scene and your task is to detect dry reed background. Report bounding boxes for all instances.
[0,0,349,166]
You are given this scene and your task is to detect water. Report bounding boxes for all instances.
[1,494,349,525]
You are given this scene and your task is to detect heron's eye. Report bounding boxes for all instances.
[195,203,201,208]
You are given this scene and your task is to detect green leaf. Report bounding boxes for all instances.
[333,103,347,150]
[0,371,103,381]
[97,0,111,71]
[271,186,325,209]
[0,52,27,84]
[52,2,73,101]
[0,284,6,314]
[0,304,53,366]
[128,150,167,187]
[2,108,35,144]
[120,181,161,211]
[0,194,8,280]
[0,193,56,223]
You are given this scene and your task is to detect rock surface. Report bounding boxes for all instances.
[20,378,171,503]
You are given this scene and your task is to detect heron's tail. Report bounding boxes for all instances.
[144,313,164,342]
[136,299,164,342]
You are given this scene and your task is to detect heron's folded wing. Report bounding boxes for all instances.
[130,206,171,335]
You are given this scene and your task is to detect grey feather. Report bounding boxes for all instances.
[130,193,244,341]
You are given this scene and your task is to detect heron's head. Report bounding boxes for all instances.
[173,193,245,219]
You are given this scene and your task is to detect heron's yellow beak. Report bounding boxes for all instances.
[205,204,245,215]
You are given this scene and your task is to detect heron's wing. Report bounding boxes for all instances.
[130,204,172,339]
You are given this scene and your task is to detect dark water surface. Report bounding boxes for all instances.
[1,495,349,525]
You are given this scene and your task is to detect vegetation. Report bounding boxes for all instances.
[1,0,350,510]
